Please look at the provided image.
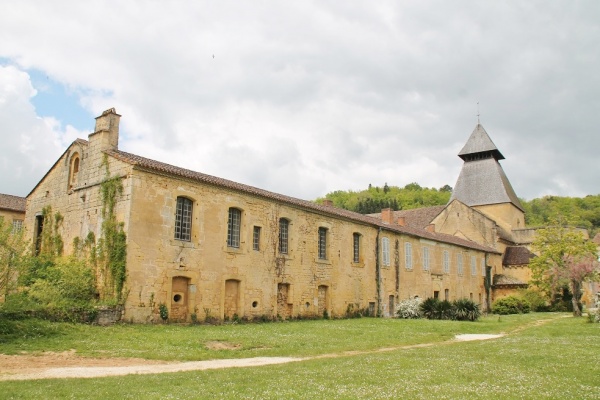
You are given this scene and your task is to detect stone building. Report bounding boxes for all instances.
[25,109,501,322]
[0,193,26,233]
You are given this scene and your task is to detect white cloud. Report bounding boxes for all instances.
[0,2,599,200]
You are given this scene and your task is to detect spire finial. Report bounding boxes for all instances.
[477,102,480,124]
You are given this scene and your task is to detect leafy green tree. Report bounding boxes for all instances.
[530,220,599,316]
[0,218,30,297]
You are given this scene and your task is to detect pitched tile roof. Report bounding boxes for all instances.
[368,206,446,229]
[106,149,500,254]
[492,273,528,287]
[502,246,535,266]
[0,193,26,213]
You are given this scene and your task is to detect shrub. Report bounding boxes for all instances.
[492,296,531,315]
[395,298,422,319]
[453,298,481,321]
[158,303,169,322]
[518,289,550,312]
[420,298,454,320]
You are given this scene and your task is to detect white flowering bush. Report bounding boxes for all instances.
[395,298,423,319]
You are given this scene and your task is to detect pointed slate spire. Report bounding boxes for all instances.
[458,124,504,161]
[450,124,523,211]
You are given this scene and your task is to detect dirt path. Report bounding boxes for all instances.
[0,315,564,381]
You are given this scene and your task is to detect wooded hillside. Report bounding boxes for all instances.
[316,183,600,235]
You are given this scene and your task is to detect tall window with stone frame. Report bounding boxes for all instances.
[227,208,241,248]
[457,253,464,276]
[422,246,430,271]
[353,232,361,263]
[471,255,477,276]
[481,259,486,276]
[443,250,450,274]
[381,237,390,266]
[279,218,289,254]
[253,226,261,251]
[405,242,413,270]
[318,227,328,260]
[174,197,193,241]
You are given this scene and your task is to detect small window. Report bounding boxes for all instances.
[353,233,361,263]
[457,253,464,276]
[381,237,390,266]
[68,153,80,190]
[279,218,289,254]
[174,197,193,241]
[422,246,430,271]
[227,208,241,248]
[481,259,486,276]
[318,227,327,260]
[12,219,23,234]
[443,250,450,274]
[444,289,449,301]
[405,242,413,270]
[253,226,261,251]
[471,255,477,276]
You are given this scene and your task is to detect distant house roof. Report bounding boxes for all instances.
[502,246,535,266]
[0,193,26,213]
[368,206,446,229]
[593,233,600,245]
[106,148,500,254]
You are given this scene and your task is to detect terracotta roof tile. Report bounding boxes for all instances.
[0,193,26,212]
[106,149,500,254]
[502,246,535,266]
[368,206,445,229]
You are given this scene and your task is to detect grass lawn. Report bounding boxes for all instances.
[1,313,599,399]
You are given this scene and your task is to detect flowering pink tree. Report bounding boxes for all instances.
[530,221,599,316]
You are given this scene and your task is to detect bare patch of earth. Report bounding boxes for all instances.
[0,315,568,381]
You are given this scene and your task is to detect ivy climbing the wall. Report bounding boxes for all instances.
[96,155,127,303]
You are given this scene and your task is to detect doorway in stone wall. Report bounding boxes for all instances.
[224,279,240,319]
[171,276,190,322]
[317,285,328,317]
[277,283,292,319]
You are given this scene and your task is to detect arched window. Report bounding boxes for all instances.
[279,218,289,254]
[174,197,193,241]
[68,153,80,190]
[227,208,241,248]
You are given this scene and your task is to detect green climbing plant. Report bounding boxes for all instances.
[96,156,127,303]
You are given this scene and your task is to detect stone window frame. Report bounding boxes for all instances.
[457,253,464,276]
[12,219,23,234]
[381,237,390,267]
[353,232,361,263]
[422,246,430,271]
[253,226,261,251]
[174,196,193,242]
[471,255,477,276]
[68,152,80,191]
[481,259,486,277]
[279,218,290,254]
[443,250,450,274]
[227,207,242,248]
[405,242,413,270]
[318,227,328,260]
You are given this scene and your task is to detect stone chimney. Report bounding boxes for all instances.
[89,108,121,152]
[397,216,406,226]
[381,208,393,224]
[323,199,333,207]
[426,224,435,233]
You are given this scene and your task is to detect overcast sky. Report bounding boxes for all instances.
[1,2,598,202]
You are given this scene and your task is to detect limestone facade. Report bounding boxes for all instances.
[24,109,500,322]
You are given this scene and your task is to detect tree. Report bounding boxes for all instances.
[0,217,30,297]
[530,221,599,316]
